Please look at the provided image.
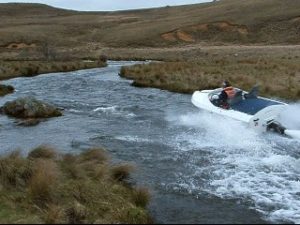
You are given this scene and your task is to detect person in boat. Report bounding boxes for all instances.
[218,80,236,109]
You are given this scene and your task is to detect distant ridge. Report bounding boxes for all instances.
[0,0,299,47]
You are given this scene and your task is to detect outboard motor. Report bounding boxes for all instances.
[266,121,286,135]
[249,105,287,133]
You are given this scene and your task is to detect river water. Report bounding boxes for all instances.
[0,61,300,224]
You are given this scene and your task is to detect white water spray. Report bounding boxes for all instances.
[167,110,300,224]
[278,103,300,130]
[278,103,300,139]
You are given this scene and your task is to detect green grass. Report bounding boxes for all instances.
[0,146,152,224]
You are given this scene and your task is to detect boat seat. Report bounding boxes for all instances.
[228,90,243,105]
[244,85,259,99]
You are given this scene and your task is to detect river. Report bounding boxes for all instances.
[0,61,299,224]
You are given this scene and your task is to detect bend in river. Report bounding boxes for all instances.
[1,61,300,224]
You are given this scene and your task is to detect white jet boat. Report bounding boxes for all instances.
[191,86,300,139]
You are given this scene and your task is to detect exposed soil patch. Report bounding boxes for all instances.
[6,42,37,49]
[161,21,249,43]
[161,33,177,42]
[176,30,195,42]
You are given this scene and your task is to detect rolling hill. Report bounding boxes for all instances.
[0,1,299,99]
[0,0,299,51]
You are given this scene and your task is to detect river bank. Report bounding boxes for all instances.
[0,145,151,224]
[0,61,153,224]
[118,45,300,100]
[1,44,299,100]
[0,59,107,81]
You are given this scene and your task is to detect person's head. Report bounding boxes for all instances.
[222,80,231,88]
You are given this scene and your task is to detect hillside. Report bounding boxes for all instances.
[0,0,299,52]
[0,0,299,98]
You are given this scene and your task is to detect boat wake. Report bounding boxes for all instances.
[278,103,300,130]
[167,111,300,223]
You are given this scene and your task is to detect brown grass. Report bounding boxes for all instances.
[0,146,152,224]
[43,204,66,224]
[1,0,300,50]
[28,159,59,204]
[120,51,300,100]
[0,60,107,81]
[111,164,135,182]
[0,150,32,188]
[132,187,151,208]
[0,1,300,85]
[28,145,57,160]
[65,201,88,224]
[79,147,108,164]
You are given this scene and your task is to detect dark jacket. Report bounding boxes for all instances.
[219,89,228,103]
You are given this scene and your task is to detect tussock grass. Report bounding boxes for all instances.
[111,164,135,182]
[0,150,32,188]
[65,201,88,224]
[0,60,107,80]
[121,55,300,100]
[79,147,108,163]
[133,187,151,208]
[28,145,57,160]
[42,204,66,224]
[0,146,151,224]
[28,159,59,204]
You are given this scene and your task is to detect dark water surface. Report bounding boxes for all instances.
[1,61,299,224]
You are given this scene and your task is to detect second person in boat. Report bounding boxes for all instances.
[219,80,236,109]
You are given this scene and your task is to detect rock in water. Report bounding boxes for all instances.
[1,97,62,119]
[0,84,14,96]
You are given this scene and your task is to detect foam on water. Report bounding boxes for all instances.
[114,135,153,143]
[167,111,300,223]
[93,106,136,118]
[93,106,118,113]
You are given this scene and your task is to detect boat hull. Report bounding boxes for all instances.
[191,90,287,133]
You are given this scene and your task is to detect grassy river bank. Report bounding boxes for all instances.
[0,146,152,224]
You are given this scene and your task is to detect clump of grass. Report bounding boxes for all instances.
[132,187,151,208]
[0,146,151,224]
[118,207,153,224]
[0,150,32,188]
[79,147,108,163]
[28,145,57,160]
[65,201,87,224]
[28,159,59,205]
[111,164,135,182]
[61,154,84,180]
[43,204,66,224]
